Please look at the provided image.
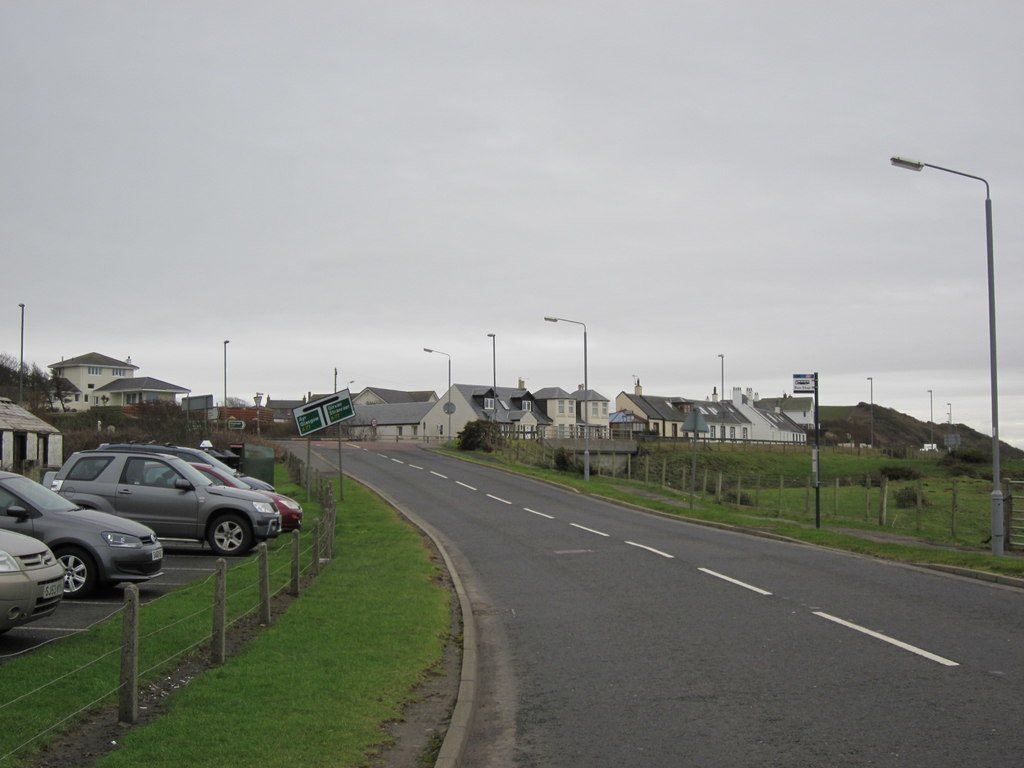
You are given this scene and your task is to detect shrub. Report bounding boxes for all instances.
[457,420,503,452]
[894,485,929,508]
[879,465,922,481]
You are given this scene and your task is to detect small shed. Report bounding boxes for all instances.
[0,397,63,472]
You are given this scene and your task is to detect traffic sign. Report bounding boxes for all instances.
[792,373,816,393]
[293,390,356,437]
[227,420,246,430]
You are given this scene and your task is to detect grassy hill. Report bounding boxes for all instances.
[818,402,1023,460]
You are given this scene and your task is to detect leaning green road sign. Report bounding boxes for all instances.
[292,390,356,437]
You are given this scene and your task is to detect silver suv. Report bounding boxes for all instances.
[50,450,281,556]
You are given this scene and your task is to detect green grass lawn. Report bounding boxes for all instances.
[3,470,452,768]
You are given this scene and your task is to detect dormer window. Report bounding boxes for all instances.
[484,397,495,410]
[522,401,532,412]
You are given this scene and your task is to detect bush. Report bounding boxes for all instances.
[894,485,929,508]
[879,465,922,481]
[553,447,577,473]
[457,420,503,452]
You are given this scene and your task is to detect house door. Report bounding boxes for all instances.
[12,432,27,473]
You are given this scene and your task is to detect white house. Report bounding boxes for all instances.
[48,353,189,411]
[421,384,550,440]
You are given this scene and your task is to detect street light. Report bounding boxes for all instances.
[254,393,263,436]
[487,333,497,421]
[424,348,452,443]
[718,353,724,403]
[18,303,25,405]
[928,389,934,447]
[892,155,1003,555]
[545,316,589,481]
[867,376,874,447]
[223,340,230,430]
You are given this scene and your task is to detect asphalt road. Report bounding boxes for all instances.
[321,441,1024,768]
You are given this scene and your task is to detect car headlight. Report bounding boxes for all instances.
[252,501,276,516]
[280,498,302,511]
[0,550,20,572]
[102,532,144,549]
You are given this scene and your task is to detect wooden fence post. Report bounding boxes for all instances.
[878,476,888,526]
[311,519,321,577]
[258,542,271,626]
[212,559,227,665]
[951,479,959,537]
[833,478,840,518]
[290,530,301,597]
[778,475,784,516]
[864,475,872,521]
[119,584,140,725]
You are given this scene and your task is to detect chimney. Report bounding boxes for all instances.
[635,378,643,396]
[518,378,526,389]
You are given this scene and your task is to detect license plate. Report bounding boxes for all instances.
[43,581,63,599]
[152,546,163,561]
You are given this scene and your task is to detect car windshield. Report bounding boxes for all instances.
[1,475,80,514]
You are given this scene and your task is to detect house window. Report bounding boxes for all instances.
[522,401,532,412]
[742,427,748,439]
[88,367,102,375]
[558,400,565,414]
[729,427,736,439]
[484,397,495,410]
[710,425,716,438]
[591,402,599,416]
[84,395,89,403]
[112,368,127,376]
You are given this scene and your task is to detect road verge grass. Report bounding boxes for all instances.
[5,472,452,768]
[89,476,452,768]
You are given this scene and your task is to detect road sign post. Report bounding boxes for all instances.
[793,373,821,528]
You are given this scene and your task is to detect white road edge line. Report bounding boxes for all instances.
[698,567,773,595]
[571,523,609,537]
[813,611,960,667]
[391,458,405,464]
[625,541,674,558]
[524,507,554,519]
[487,494,512,504]
[456,481,477,491]
[409,464,424,470]
[430,471,448,479]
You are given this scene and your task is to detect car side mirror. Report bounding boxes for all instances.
[174,478,194,491]
[5,505,39,520]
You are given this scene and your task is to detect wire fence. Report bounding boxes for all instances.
[0,457,337,765]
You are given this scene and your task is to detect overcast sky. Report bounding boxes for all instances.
[3,2,1024,446]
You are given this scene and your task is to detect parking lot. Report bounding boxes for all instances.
[0,540,243,663]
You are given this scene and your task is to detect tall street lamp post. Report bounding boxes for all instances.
[867,376,874,447]
[487,333,497,421]
[891,155,1003,555]
[545,316,589,481]
[718,353,724,403]
[424,348,452,443]
[223,340,230,430]
[18,303,25,405]
[928,389,934,447]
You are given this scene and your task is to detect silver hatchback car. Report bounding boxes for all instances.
[0,471,163,598]
[0,528,64,634]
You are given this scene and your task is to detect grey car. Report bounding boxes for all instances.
[0,528,64,633]
[0,471,163,598]
[50,450,281,556]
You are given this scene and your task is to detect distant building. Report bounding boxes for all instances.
[48,353,189,411]
[0,397,63,471]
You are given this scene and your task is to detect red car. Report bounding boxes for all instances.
[189,464,303,531]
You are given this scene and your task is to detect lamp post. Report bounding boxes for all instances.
[487,333,497,421]
[254,393,263,436]
[928,389,934,447]
[424,348,452,443]
[867,376,874,447]
[892,155,1003,555]
[18,303,25,405]
[223,340,230,430]
[545,316,589,481]
[718,353,724,403]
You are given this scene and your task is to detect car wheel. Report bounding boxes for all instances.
[55,546,98,598]
[208,513,254,556]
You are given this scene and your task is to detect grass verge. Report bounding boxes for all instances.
[5,470,452,768]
